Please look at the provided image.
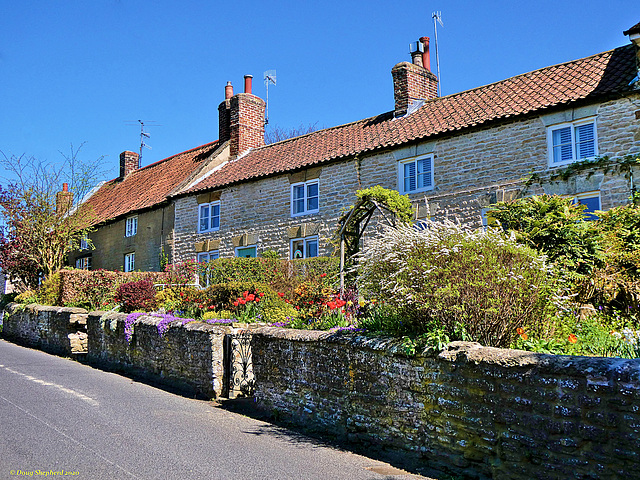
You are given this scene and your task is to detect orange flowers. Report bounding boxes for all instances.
[516,327,528,341]
[568,334,578,344]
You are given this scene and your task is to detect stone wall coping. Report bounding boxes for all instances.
[252,328,640,380]
[8,302,88,315]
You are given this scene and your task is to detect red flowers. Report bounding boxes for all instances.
[326,298,347,310]
[233,290,262,307]
[277,292,285,298]
[319,273,327,278]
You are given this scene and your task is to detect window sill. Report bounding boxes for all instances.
[400,186,434,195]
[291,210,320,218]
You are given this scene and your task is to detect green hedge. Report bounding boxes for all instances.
[200,256,340,295]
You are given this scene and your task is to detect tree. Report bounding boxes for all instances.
[264,122,319,145]
[0,144,106,291]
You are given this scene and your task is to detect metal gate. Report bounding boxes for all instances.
[223,331,254,398]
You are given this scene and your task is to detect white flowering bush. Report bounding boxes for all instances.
[356,219,560,347]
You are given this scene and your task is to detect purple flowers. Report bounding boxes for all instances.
[123,312,237,343]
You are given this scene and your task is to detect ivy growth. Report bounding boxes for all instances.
[523,154,640,191]
[355,185,413,223]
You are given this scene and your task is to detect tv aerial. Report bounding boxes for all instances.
[264,69,276,125]
[432,11,444,96]
[125,120,161,165]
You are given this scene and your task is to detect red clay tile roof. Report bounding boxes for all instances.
[184,44,637,195]
[84,141,218,224]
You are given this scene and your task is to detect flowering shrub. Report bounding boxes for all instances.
[115,280,157,313]
[35,268,168,310]
[356,220,560,347]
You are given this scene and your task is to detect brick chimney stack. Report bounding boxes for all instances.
[218,76,266,158]
[119,151,140,178]
[56,183,73,215]
[392,36,439,117]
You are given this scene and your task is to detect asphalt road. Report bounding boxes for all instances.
[0,339,434,480]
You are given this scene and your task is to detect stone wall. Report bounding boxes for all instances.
[173,94,640,262]
[3,304,88,356]
[5,306,640,479]
[86,312,231,399]
[251,328,640,480]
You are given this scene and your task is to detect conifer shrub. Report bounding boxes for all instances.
[588,202,640,313]
[114,279,157,313]
[489,195,600,278]
[356,220,559,347]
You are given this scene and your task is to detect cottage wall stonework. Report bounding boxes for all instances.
[173,95,640,262]
[69,205,174,272]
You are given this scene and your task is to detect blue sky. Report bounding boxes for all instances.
[0,1,636,182]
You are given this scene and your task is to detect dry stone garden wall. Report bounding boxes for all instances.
[85,311,231,399]
[3,305,640,479]
[3,304,88,356]
[251,328,640,480]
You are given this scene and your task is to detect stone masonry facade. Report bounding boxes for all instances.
[69,205,174,272]
[173,94,640,262]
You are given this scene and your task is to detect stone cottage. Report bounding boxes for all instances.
[170,23,640,263]
[71,21,640,269]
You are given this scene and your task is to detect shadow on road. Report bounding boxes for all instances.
[218,398,457,480]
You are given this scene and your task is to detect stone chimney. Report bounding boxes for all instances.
[119,151,140,178]
[392,36,439,117]
[218,76,266,158]
[56,183,73,215]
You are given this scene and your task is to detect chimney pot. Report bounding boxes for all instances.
[244,75,253,94]
[420,37,431,72]
[225,81,234,99]
[62,183,69,192]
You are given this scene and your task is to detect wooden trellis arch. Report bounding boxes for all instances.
[337,198,401,291]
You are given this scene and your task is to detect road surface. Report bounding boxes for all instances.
[0,339,435,480]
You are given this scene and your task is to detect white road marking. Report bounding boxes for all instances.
[0,364,99,407]
[0,394,141,479]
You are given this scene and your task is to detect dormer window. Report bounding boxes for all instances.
[548,119,597,166]
[291,180,319,217]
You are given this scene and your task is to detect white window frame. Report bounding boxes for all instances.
[79,235,89,251]
[125,216,138,237]
[197,250,220,263]
[290,236,319,259]
[398,154,434,194]
[75,256,91,270]
[291,180,319,217]
[124,252,135,272]
[235,245,257,258]
[198,201,221,233]
[547,118,598,167]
